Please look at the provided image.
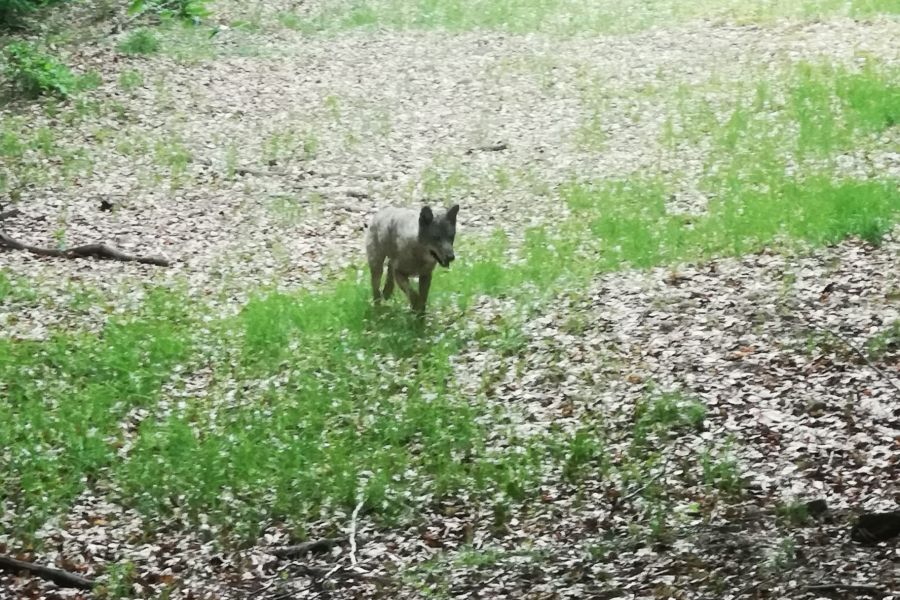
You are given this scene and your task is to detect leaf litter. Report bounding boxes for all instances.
[1,5,899,600]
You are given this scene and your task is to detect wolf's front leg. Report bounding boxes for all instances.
[393,271,419,308]
[415,273,432,314]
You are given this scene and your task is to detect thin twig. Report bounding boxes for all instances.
[349,498,364,566]
[818,326,900,397]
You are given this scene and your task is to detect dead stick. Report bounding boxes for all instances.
[819,327,900,397]
[0,231,170,267]
[465,142,508,155]
[269,537,349,559]
[0,555,94,590]
[802,583,884,595]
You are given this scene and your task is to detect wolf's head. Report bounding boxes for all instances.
[418,204,459,268]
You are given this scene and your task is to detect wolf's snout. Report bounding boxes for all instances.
[446,251,455,264]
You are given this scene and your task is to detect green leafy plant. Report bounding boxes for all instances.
[128,0,208,20]
[0,0,61,29]
[2,42,77,98]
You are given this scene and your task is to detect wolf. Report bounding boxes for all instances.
[365,204,460,314]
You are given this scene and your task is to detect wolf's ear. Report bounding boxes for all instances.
[419,206,434,227]
[446,204,459,225]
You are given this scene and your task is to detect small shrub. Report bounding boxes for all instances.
[776,500,810,526]
[2,42,77,98]
[118,28,160,55]
[0,0,60,29]
[867,320,900,360]
[700,442,743,494]
[128,0,208,20]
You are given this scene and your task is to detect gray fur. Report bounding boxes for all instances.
[366,204,459,314]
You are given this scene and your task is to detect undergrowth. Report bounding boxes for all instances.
[283,0,900,35]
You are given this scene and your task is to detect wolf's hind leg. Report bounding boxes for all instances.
[369,257,384,302]
[383,262,395,299]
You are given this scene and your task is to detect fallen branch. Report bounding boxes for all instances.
[465,142,508,155]
[0,555,95,590]
[818,326,900,397]
[269,537,350,559]
[802,583,885,596]
[0,231,170,267]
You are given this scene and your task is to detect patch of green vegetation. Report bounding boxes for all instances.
[267,194,306,224]
[0,289,194,541]
[0,0,65,29]
[118,28,161,55]
[564,171,898,270]
[283,0,899,35]
[95,560,136,600]
[776,500,810,526]
[260,128,317,165]
[117,69,145,92]
[115,285,514,541]
[850,0,900,15]
[0,116,95,189]
[700,440,743,494]
[632,392,706,450]
[153,135,191,187]
[154,21,218,62]
[866,319,900,360]
[666,59,899,160]
[0,271,38,304]
[275,11,311,30]
[560,425,608,483]
[2,42,78,98]
[128,0,208,20]
[765,537,798,573]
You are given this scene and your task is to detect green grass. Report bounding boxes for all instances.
[0,270,38,304]
[564,174,898,269]
[0,194,773,546]
[117,69,145,91]
[664,59,899,160]
[287,0,900,35]
[15,160,888,544]
[0,116,96,191]
[118,29,160,55]
[0,289,193,539]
